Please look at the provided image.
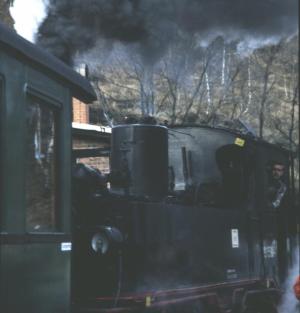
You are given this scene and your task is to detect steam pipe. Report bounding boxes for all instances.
[187,150,193,184]
[181,146,189,189]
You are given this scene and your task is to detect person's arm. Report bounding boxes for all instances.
[271,181,287,209]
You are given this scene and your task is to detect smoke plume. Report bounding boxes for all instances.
[37,0,298,64]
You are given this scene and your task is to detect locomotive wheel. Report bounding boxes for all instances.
[190,301,221,313]
[241,301,278,313]
[157,301,221,313]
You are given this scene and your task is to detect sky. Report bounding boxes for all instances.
[10,0,47,43]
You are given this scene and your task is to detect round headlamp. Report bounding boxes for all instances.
[91,232,109,254]
[91,226,123,254]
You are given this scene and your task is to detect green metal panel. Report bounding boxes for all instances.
[58,91,72,234]
[0,51,26,232]
[1,49,73,312]
[0,243,70,313]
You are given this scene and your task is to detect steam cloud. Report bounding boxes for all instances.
[37,0,298,64]
[278,248,300,313]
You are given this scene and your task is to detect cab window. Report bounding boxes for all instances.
[25,100,58,232]
[215,144,254,207]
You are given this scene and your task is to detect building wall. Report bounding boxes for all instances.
[72,136,110,174]
[72,76,111,173]
[75,156,110,174]
[72,98,89,124]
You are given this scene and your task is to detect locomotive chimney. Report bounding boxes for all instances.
[110,124,168,199]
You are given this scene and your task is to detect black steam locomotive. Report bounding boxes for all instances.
[72,123,297,313]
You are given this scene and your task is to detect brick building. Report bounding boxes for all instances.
[72,64,111,173]
[72,121,111,173]
[73,98,90,124]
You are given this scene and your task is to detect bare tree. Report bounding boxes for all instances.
[79,34,298,150]
[252,44,282,138]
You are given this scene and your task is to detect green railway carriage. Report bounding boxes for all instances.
[0,22,96,313]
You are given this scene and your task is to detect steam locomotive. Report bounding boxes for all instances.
[72,123,298,313]
[0,22,298,313]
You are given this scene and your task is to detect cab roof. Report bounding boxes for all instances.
[0,22,97,103]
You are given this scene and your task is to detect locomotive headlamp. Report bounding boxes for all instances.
[91,233,109,254]
[91,226,123,254]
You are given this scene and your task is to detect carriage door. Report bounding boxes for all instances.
[23,85,72,313]
[0,74,72,312]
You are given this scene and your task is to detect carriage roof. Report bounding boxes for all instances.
[0,22,96,103]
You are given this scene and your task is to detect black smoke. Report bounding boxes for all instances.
[37,0,298,64]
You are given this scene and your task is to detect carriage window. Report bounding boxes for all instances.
[26,101,57,232]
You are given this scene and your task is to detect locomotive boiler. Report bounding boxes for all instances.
[72,123,297,313]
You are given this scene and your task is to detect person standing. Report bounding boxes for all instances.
[267,162,287,210]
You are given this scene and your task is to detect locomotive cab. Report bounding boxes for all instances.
[168,126,255,207]
[169,126,295,285]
